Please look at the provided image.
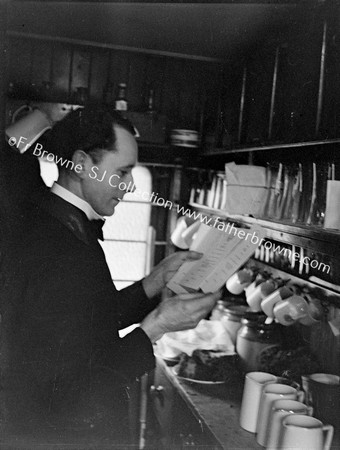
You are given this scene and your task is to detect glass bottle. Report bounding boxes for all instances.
[307,162,331,227]
[115,83,128,111]
[290,163,302,224]
[147,88,155,113]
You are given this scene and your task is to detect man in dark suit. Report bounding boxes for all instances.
[0,105,219,449]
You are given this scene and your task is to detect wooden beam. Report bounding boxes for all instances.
[12,0,308,4]
[7,31,225,63]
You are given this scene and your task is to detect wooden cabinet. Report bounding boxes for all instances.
[215,2,340,152]
[319,1,340,140]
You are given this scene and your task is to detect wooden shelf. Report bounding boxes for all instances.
[155,358,340,450]
[154,357,261,450]
[189,203,340,258]
[139,137,340,156]
[202,138,340,156]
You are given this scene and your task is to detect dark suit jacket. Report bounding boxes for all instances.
[0,192,159,447]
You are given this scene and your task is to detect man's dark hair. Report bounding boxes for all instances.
[46,104,136,166]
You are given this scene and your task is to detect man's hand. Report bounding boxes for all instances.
[140,290,221,343]
[142,251,202,299]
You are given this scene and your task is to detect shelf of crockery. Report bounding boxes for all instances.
[246,259,340,306]
[189,203,340,258]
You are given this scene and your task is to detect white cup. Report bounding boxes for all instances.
[226,269,253,295]
[6,108,52,153]
[170,216,194,249]
[266,399,313,450]
[181,220,200,247]
[246,280,277,312]
[273,295,309,326]
[261,286,293,318]
[280,415,334,450]
[239,372,277,433]
[256,383,304,446]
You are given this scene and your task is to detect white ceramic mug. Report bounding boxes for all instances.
[181,220,200,247]
[6,108,52,153]
[246,280,277,312]
[256,383,304,446]
[302,373,340,427]
[273,295,309,326]
[226,269,253,295]
[266,399,313,450]
[239,372,277,433]
[279,415,334,450]
[261,286,293,318]
[170,216,196,249]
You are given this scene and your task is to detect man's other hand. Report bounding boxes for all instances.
[140,290,221,343]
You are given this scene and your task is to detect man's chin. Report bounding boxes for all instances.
[102,199,121,217]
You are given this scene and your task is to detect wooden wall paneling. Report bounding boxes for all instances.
[177,59,194,129]
[108,51,131,100]
[144,55,166,114]
[272,8,323,143]
[214,64,227,148]
[126,53,148,111]
[70,48,91,102]
[297,11,323,142]
[201,62,221,141]
[271,40,293,142]
[221,60,244,147]
[319,3,340,140]
[191,61,207,135]
[178,60,202,130]
[89,49,110,101]
[192,61,210,138]
[0,0,10,245]
[8,37,33,91]
[0,0,8,132]
[30,40,52,95]
[242,41,276,146]
[161,58,184,127]
[51,43,72,101]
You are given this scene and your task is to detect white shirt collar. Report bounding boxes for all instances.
[51,183,104,221]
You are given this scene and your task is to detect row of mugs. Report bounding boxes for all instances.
[226,269,323,326]
[239,372,336,449]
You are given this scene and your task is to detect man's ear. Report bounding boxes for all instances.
[71,150,90,179]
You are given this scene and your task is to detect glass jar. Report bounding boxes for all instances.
[210,300,227,321]
[220,305,248,345]
[236,313,282,373]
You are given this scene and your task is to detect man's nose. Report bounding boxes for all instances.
[126,173,136,193]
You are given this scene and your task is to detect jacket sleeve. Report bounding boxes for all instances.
[112,326,156,381]
[115,280,161,329]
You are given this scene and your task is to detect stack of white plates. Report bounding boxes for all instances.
[170,129,200,148]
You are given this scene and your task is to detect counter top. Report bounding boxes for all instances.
[155,357,340,450]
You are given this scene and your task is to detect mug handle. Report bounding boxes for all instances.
[307,405,314,416]
[297,390,305,403]
[11,104,33,123]
[323,424,334,450]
